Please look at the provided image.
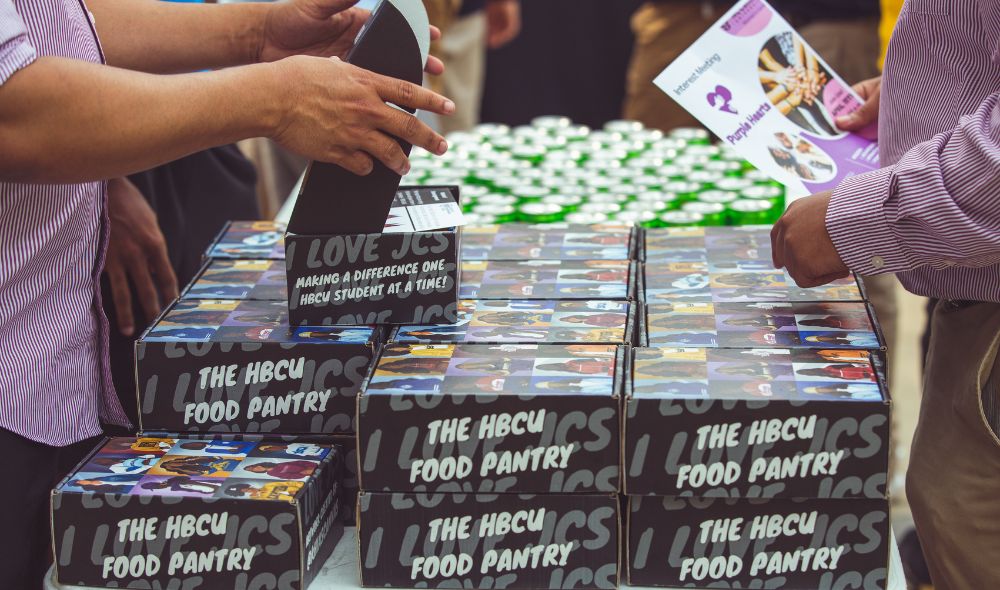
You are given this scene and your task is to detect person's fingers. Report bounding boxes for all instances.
[149,239,179,305]
[430,25,441,41]
[375,105,448,156]
[425,55,445,76]
[770,221,785,269]
[338,150,375,176]
[107,263,135,337]
[129,254,162,325]
[359,130,410,175]
[835,91,879,131]
[306,0,361,19]
[372,73,455,115]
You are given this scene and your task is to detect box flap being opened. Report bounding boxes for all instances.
[288,0,429,235]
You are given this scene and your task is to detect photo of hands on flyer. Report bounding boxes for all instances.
[655,0,880,199]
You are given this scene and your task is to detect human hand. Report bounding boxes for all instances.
[260,0,444,75]
[835,76,880,135]
[486,0,521,49]
[770,190,850,288]
[105,178,178,337]
[270,55,454,175]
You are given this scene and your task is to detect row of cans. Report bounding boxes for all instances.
[403,118,785,228]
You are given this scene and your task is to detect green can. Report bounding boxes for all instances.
[472,203,518,223]
[548,194,585,211]
[613,209,658,227]
[669,127,711,145]
[566,211,610,224]
[531,115,572,130]
[556,124,592,142]
[518,202,567,223]
[728,198,781,225]
[478,193,518,207]
[703,160,744,177]
[658,210,706,227]
[697,190,739,206]
[741,185,785,207]
[604,119,644,134]
[636,190,680,210]
[715,177,755,193]
[587,192,631,206]
[462,212,497,226]
[580,201,622,215]
[663,181,703,202]
[514,185,551,204]
[682,201,727,226]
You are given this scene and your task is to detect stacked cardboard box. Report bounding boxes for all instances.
[354,223,638,589]
[626,226,892,589]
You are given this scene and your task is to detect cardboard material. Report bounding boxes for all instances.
[625,347,889,498]
[359,492,620,589]
[185,259,287,301]
[51,436,345,589]
[627,496,891,589]
[358,343,624,493]
[285,186,462,326]
[205,221,286,260]
[391,299,635,345]
[641,226,864,303]
[136,299,381,435]
[461,260,637,300]
[641,301,882,350]
[461,223,636,261]
[289,0,427,236]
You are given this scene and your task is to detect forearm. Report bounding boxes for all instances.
[0,57,280,182]
[87,0,268,73]
[827,92,1000,274]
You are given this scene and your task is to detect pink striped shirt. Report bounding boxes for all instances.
[827,0,1000,303]
[0,0,128,445]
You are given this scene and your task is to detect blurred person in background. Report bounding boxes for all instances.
[424,0,521,134]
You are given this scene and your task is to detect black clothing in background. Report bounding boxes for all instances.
[459,0,485,16]
[480,0,642,129]
[103,145,259,428]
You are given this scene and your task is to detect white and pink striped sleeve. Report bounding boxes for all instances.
[0,0,35,84]
[827,92,1000,276]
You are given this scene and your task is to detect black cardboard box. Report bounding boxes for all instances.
[285,186,462,326]
[461,260,637,300]
[52,436,345,589]
[390,299,635,345]
[205,221,286,260]
[185,259,287,301]
[359,492,620,589]
[358,343,624,493]
[461,223,636,261]
[640,301,884,352]
[136,299,382,435]
[641,226,865,304]
[625,348,890,498]
[627,496,890,589]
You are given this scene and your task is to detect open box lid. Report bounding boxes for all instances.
[288,0,429,236]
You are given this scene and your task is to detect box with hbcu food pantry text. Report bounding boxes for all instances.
[52,435,345,589]
[359,492,620,589]
[627,495,890,589]
[136,298,383,435]
[285,185,463,326]
[358,343,624,494]
[625,347,890,499]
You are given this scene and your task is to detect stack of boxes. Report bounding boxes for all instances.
[626,226,892,589]
[355,223,638,589]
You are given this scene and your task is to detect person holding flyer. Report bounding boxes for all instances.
[771,3,1000,587]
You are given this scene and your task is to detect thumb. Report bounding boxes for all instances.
[304,0,361,19]
[836,95,879,131]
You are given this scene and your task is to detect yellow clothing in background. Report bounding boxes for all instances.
[879,0,904,69]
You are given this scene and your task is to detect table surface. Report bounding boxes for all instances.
[47,527,906,590]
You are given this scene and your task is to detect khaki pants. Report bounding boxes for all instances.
[436,11,488,134]
[906,301,1000,589]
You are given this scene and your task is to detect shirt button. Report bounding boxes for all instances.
[870,256,885,270]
